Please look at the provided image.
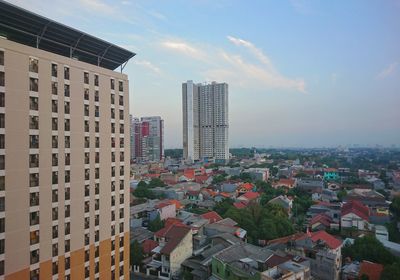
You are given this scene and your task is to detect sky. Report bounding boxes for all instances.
[8,0,400,148]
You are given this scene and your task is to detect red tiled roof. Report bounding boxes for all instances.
[310,230,342,250]
[142,239,158,254]
[267,232,306,245]
[155,220,186,238]
[233,201,247,209]
[195,175,210,183]
[183,169,195,180]
[160,225,191,255]
[265,254,291,267]
[167,199,182,209]
[273,179,296,187]
[156,201,173,209]
[239,182,254,191]
[341,200,370,221]
[240,192,260,200]
[310,213,333,227]
[359,261,384,280]
[165,217,182,228]
[201,211,223,223]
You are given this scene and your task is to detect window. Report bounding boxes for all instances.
[52,225,58,238]
[29,173,39,187]
[111,79,115,90]
[65,153,70,165]
[0,155,3,171]
[119,194,124,204]
[84,201,89,213]
[30,230,39,245]
[52,171,58,184]
[0,176,4,191]
[65,119,70,131]
[0,113,4,128]
[84,72,89,84]
[85,186,89,197]
[111,181,115,192]
[111,240,115,250]
[51,63,57,77]
[29,116,39,129]
[95,152,99,164]
[52,118,58,131]
[119,95,124,106]
[30,135,39,148]
[64,84,70,97]
[85,267,89,278]
[52,261,58,275]
[52,153,58,166]
[120,180,124,190]
[95,106,99,117]
[65,257,70,270]
[95,183,99,195]
[118,81,123,91]
[64,67,70,80]
[30,97,39,110]
[94,90,99,102]
[84,217,89,229]
[64,101,70,114]
[94,74,99,86]
[111,152,115,162]
[111,108,115,119]
[120,152,124,162]
[30,268,39,280]
[65,239,70,253]
[84,137,89,148]
[84,88,89,100]
[84,120,89,132]
[65,187,70,200]
[52,189,58,203]
[111,225,115,235]
[95,168,99,179]
[0,134,4,149]
[0,92,4,107]
[29,154,39,168]
[111,166,115,177]
[52,81,58,95]
[65,170,70,183]
[84,152,90,164]
[51,100,58,113]
[84,105,89,116]
[95,199,99,210]
[120,138,124,148]
[0,197,4,212]
[120,123,124,134]
[119,110,124,120]
[95,121,99,133]
[111,94,115,105]
[85,169,90,180]
[111,123,115,134]
[29,58,38,73]
[111,196,115,207]
[0,72,3,87]
[29,78,38,92]
[0,50,3,66]
[95,137,99,148]
[95,246,99,258]
[52,207,58,221]
[30,211,40,226]
[65,205,70,218]
[111,210,115,221]
[85,249,90,261]
[65,222,70,235]
[65,136,70,148]
[30,249,39,264]
[119,208,124,219]
[52,135,58,148]
[120,168,124,176]
[52,243,58,257]
[111,137,115,148]
[95,214,99,226]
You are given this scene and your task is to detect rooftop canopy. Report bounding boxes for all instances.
[0,0,135,70]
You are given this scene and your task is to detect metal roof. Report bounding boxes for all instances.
[0,0,135,70]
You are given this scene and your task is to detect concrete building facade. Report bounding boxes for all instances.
[182,81,229,163]
[0,2,134,279]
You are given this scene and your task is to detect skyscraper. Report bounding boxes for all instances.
[0,2,134,279]
[182,81,229,163]
[130,116,164,162]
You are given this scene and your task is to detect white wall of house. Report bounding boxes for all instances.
[341,213,369,230]
[169,230,193,277]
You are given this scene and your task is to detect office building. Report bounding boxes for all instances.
[0,1,134,279]
[182,81,229,163]
[130,116,164,162]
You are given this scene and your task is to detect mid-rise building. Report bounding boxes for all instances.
[130,116,164,162]
[0,2,134,279]
[182,81,229,163]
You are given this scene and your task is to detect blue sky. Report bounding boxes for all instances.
[10,0,400,148]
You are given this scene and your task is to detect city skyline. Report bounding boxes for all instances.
[8,0,400,148]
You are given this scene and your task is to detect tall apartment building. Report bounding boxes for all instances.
[130,116,164,163]
[0,2,134,279]
[182,81,229,163]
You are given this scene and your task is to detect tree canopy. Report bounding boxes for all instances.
[148,214,165,232]
[130,240,144,266]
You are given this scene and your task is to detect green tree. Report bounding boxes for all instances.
[337,189,347,201]
[213,198,234,216]
[134,184,155,199]
[148,178,165,188]
[390,196,400,218]
[137,180,147,188]
[381,262,400,280]
[130,240,144,266]
[148,214,164,232]
[240,172,252,182]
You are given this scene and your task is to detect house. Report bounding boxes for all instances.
[233,201,247,209]
[296,179,324,193]
[309,213,333,231]
[236,182,255,196]
[248,168,269,182]
[267,195,293,217]
[150,223,193,279]
[214,192,232,202]
[261,260,311,280]
[160,173,179,185]
[220,183,238,193]
[272,178,296,189]
[237,192,260,204]
[359,261,384,280]
[201,211,222,224]
[149,201,177,221]
[341,200,370,231]
[343,189,389,212]
[323,168,339,181]
[187,190,202,202]
[204,218,247,240]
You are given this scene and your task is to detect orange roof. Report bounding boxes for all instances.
[155,220,188,238]
[239,182,254,191]
[309,230,342,249]
[142,239,158,254]
[165,217,182,228]
[274,179,295,187]
[183,169,195,180]
[201,211,223,223]
[240,192,260,200]
[359,261,383,280]
[195,175,210,183]
[167,199,182,209]
[233,201,247,209]
[219,192,231,198]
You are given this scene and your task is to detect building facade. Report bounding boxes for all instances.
[130,116,164,162]
[0,2,133,279]
[182,81,229,163]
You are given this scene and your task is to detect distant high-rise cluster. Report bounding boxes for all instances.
[130,116,164,163]
[182,80,229,163]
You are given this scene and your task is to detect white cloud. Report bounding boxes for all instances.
[161,40,208,61]
[377,62,398,79]
[148,10,167,21]
[78,0,116,15]
[134,59,161,74]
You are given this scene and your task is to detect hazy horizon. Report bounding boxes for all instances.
[10,0,400,148]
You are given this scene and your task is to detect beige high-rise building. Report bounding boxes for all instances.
[0,1,135,279]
